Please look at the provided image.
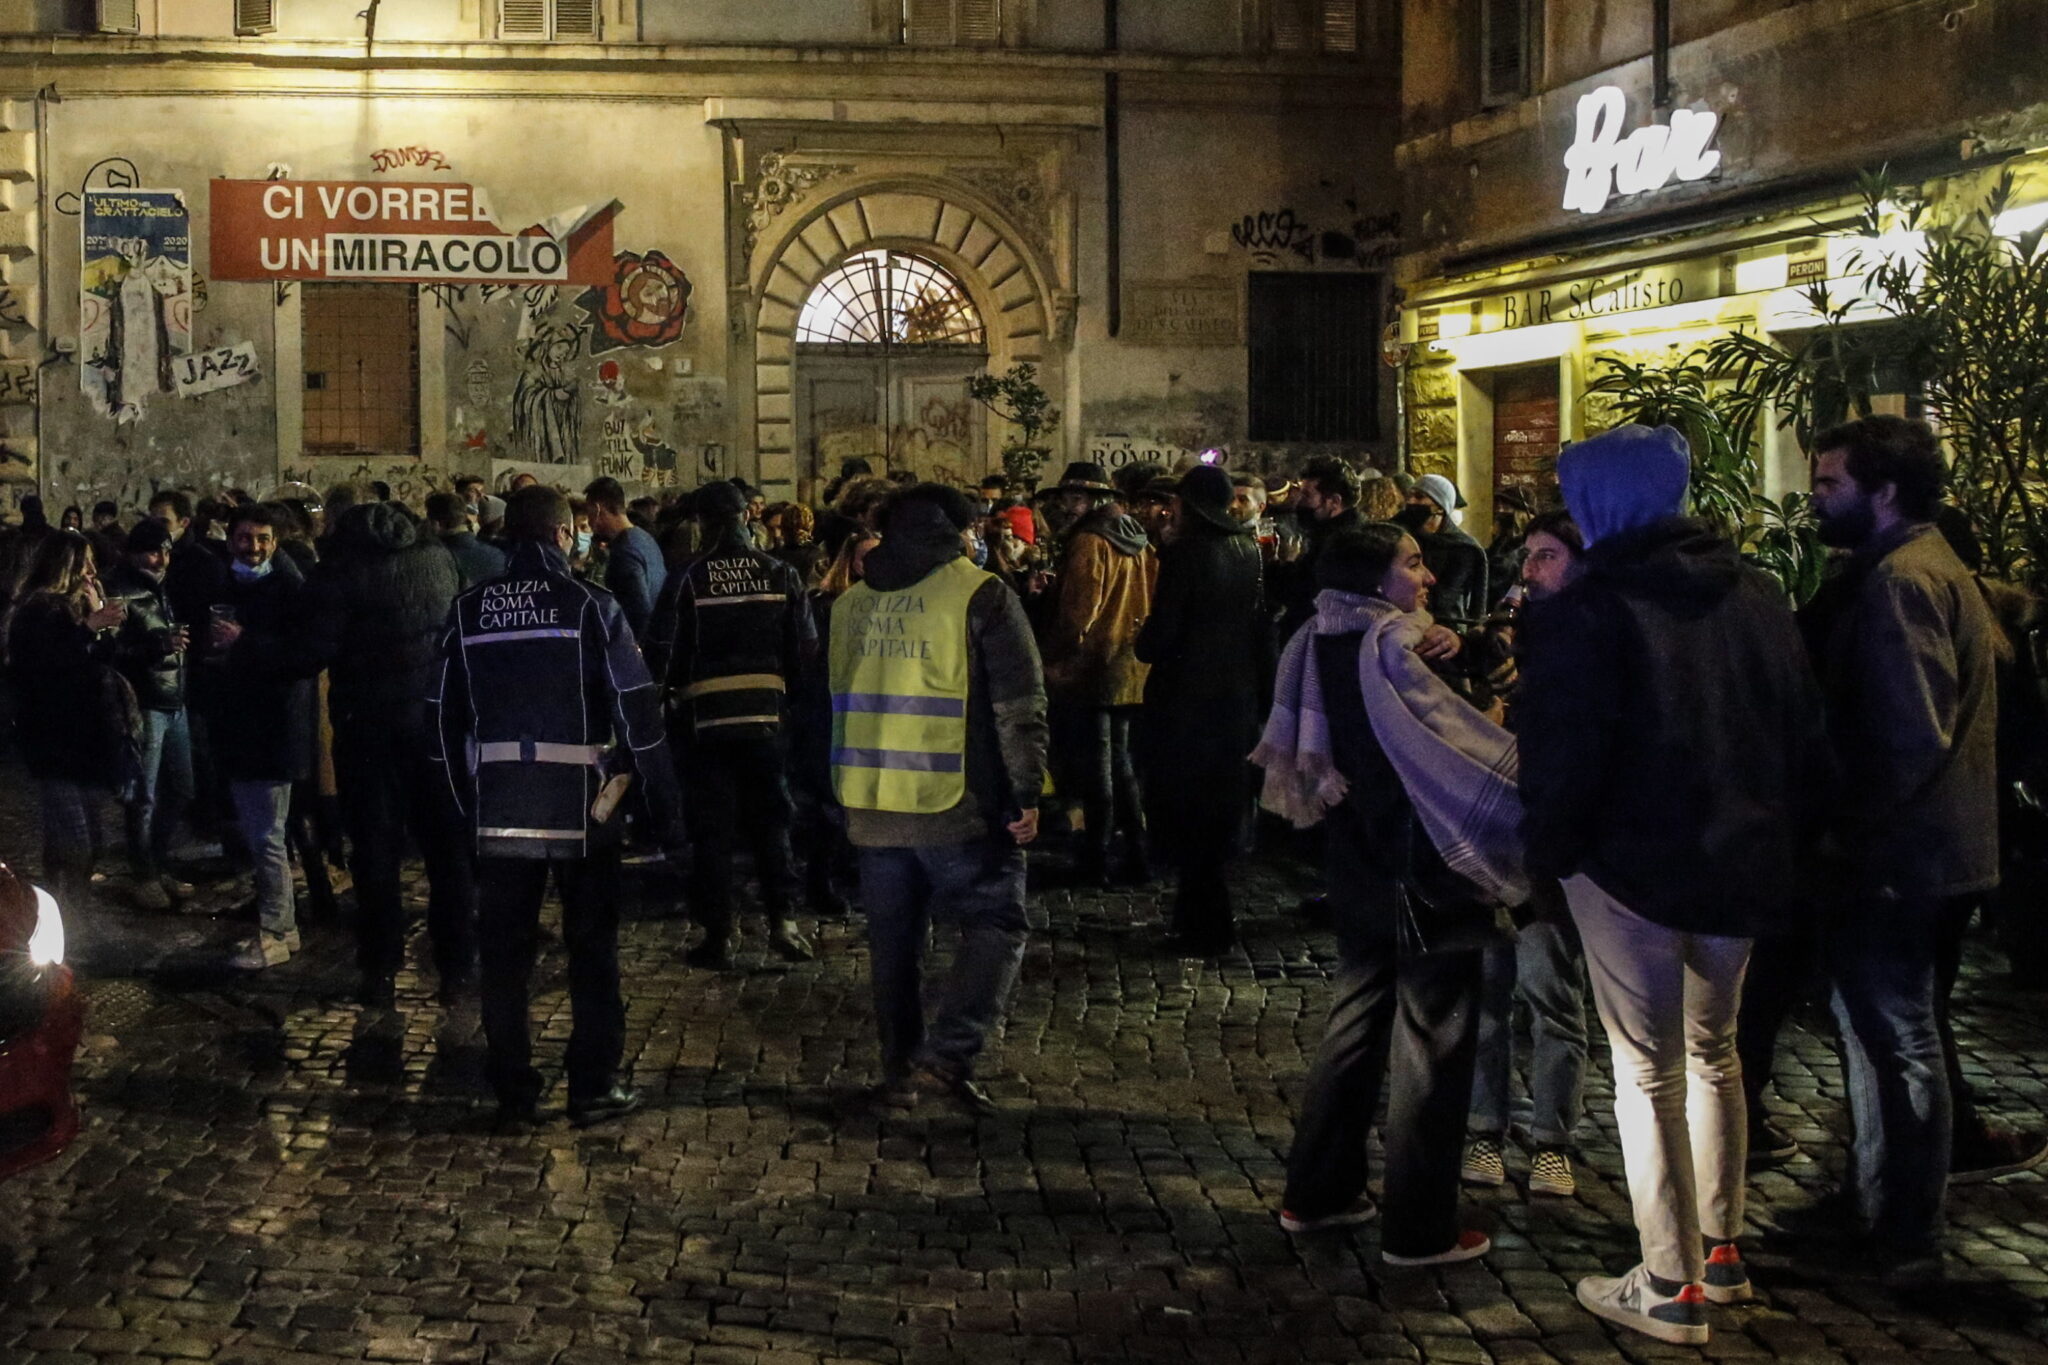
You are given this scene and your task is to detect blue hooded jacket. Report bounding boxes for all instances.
[1559,424,1691,547]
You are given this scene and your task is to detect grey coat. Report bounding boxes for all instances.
[1809,521,2000,899]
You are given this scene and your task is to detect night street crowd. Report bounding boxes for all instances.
[2,412,2042,1344]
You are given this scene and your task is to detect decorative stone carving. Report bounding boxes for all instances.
[950,163,1051,246]
[741,153,855,257]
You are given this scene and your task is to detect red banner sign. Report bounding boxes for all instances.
[209,179,619,285]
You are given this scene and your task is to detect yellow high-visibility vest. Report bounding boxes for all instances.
[829,556,991,814]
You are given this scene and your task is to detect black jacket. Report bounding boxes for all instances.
[429,541,685,861]
[442,530,507,590]
[1420,525,1491,630]
[644,530,814,741]
[208,555,319,784]
[1516,518,1831,936]
[5,595,131,784]
[1276,507,1362,642]
[1135,515,1267,860]
[102,561,185,712]
[162,533,225,629]
[285,503,461,731]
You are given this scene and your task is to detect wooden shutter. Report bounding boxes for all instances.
[96,0,140,33]
[1321,0,1358,53]
[554,0,601,37]
[1270,0,1311,52]
[234,0,276,34]
[904,0,952,44]
[1481,0,1529,105]
[958,0,1001,44]
[500,0,549,38]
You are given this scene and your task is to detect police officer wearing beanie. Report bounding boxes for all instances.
[644,479,816,968]
[428,485,689,1127]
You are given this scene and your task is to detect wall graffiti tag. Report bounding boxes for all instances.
[173,342,261,399]
[1231,196,1401,269]
[369,146,453,174]
[577,250,690,354]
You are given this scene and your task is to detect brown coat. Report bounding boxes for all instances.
[1042,516,1157,707]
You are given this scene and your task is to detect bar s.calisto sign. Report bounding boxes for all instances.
[208,179,621,285]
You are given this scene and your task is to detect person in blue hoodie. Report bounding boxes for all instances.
[1516,425,1831,1346]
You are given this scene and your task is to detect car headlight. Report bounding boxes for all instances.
[28,886,63,967]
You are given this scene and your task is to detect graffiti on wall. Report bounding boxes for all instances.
[172,342,261,399]
[53,157,142,217]
[280,459,451,507]
[578,250,690,354]
[81,188,193,422]
[1231,187,1400,269]
[369,146,453,173]
[510,319,585,465]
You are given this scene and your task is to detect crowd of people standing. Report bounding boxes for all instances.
[0,413,2039,1342]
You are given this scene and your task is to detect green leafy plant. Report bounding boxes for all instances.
[1585,351,1828,603]
[1704,167,2048,589]
[967,363,1060,489]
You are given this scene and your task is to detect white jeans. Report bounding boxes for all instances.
[1566,874,1751,1283]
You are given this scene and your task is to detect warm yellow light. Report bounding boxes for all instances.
[1733,253,1788,293]
[1431,320,1573,369]
[1993,202,2048,238]
[1436,308,1474,340]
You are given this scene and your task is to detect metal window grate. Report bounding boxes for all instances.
[797,250,986,349]
[1247,273,1380,443]
[302,284,422,458]
[234,0,276,34]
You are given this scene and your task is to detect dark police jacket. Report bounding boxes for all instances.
[643,530,814,742]
[428,540,685,861]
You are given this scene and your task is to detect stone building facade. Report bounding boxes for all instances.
[0,0,1401,514]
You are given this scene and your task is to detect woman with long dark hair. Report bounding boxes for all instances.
[1254,522,1523,1265]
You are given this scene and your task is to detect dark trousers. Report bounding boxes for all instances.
[1050,703,1146,868]
[1934,896,1984,1140]
[681,733,798,940]
[1284,940,1483,1258]
[335,719,477,989]
[1736,924,1820,1116]
[477,848,625,1107]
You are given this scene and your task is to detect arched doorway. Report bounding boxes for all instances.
[747,183,1061,499]
[794,249,989,490]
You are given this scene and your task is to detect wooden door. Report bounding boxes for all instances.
[1492,364,1561,508]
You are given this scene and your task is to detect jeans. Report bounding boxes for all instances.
[230,780,296,939]
[1283,935,1483,1258]
[1469,917,1589,1148]
[1567,874,1749,1284]
[39,779,103,902]
[859,838,1028,1080]
[334,719,477,989]
[125,707,192,881]
[477,849,625,1107]
[681,733,799,939]
[1828,894,1954,1256]
[1050,704,1145,869]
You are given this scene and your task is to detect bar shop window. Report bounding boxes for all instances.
[301,284,420,458]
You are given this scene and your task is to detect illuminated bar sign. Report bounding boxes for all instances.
[209,179,621,284]
[1561,87,1721,216]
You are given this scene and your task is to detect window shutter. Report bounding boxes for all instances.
[1481,0,1529,106]
[1321,0,1358,53]
[904,0,951,44]
[1270,0,1311,52]
[234,0,276,35]
[500,0,548,38]
[555,0,600,37]
[957,0,1001,44]
[95,0,140,33]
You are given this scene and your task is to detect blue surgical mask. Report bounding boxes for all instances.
[230,557,273,581]
[970,533,989,568]
[574,531,594,555]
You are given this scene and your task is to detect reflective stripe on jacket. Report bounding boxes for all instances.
[829,556,991,814]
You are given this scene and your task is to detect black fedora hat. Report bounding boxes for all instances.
[1176,464,1246,533]
[1056,461,1115,492]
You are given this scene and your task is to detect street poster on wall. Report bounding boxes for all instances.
[81,188,193,422]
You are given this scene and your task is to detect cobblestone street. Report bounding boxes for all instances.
[5,787,2048,1364]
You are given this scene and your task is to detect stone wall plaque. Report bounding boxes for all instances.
[1122,279,1241,347]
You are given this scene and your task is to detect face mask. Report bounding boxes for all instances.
[230,557,273,581]
[970,534,989,568]
[574,531,594,555]
[1394,504,1437,533]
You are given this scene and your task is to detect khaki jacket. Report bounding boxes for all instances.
[1042,517,1157,707]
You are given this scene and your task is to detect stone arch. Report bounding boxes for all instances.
[748,179,1062,491]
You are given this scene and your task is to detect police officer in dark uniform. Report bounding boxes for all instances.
[428,486,688,1127]
[645,481,815,968]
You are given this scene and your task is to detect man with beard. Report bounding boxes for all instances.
[1275,456,1363,641]
[1799,415,2013,1283]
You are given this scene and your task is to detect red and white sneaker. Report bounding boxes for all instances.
[1703,1240,1752,1304]
[1384,1229,1491,1266]
[1279,1197,1378,1235]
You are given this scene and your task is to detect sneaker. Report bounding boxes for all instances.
[232,932,293,970]
[1877,1251,1946,1289]
[1703,1240,1752,1305]
[1748,1118,1798,1168]
[768,921,816,962]
[869,1074,918,1110]
[1529,1146,1576,1197]
[158,874,195,902]
[127,877,172,912]
[1461,1137,1506,1187]
[1950,1126,2048,1184]
[1576,1264,1709,1345]
[914,1063,998,1118]
[1279,1197,1378,1235]
[280,928,302,954]
[1384,1229,1491,1267]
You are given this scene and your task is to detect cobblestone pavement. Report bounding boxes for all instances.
[4,785,2048,1364]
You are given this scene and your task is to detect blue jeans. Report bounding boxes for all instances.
[859,838,1028,1080]
[1829,895,1954,1256]
[230,781,296,939]
[1469,917,1589,1147]
[126,708,192,880]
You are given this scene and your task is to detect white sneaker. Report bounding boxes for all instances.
[1576,1264,1709,1344]
[233,932,293,970]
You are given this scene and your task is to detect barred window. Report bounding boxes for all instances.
[1247,273,1380,443]
[797,250,986,350]
[301,285,421,458]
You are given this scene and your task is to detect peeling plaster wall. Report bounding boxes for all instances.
[41,93,729,515]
